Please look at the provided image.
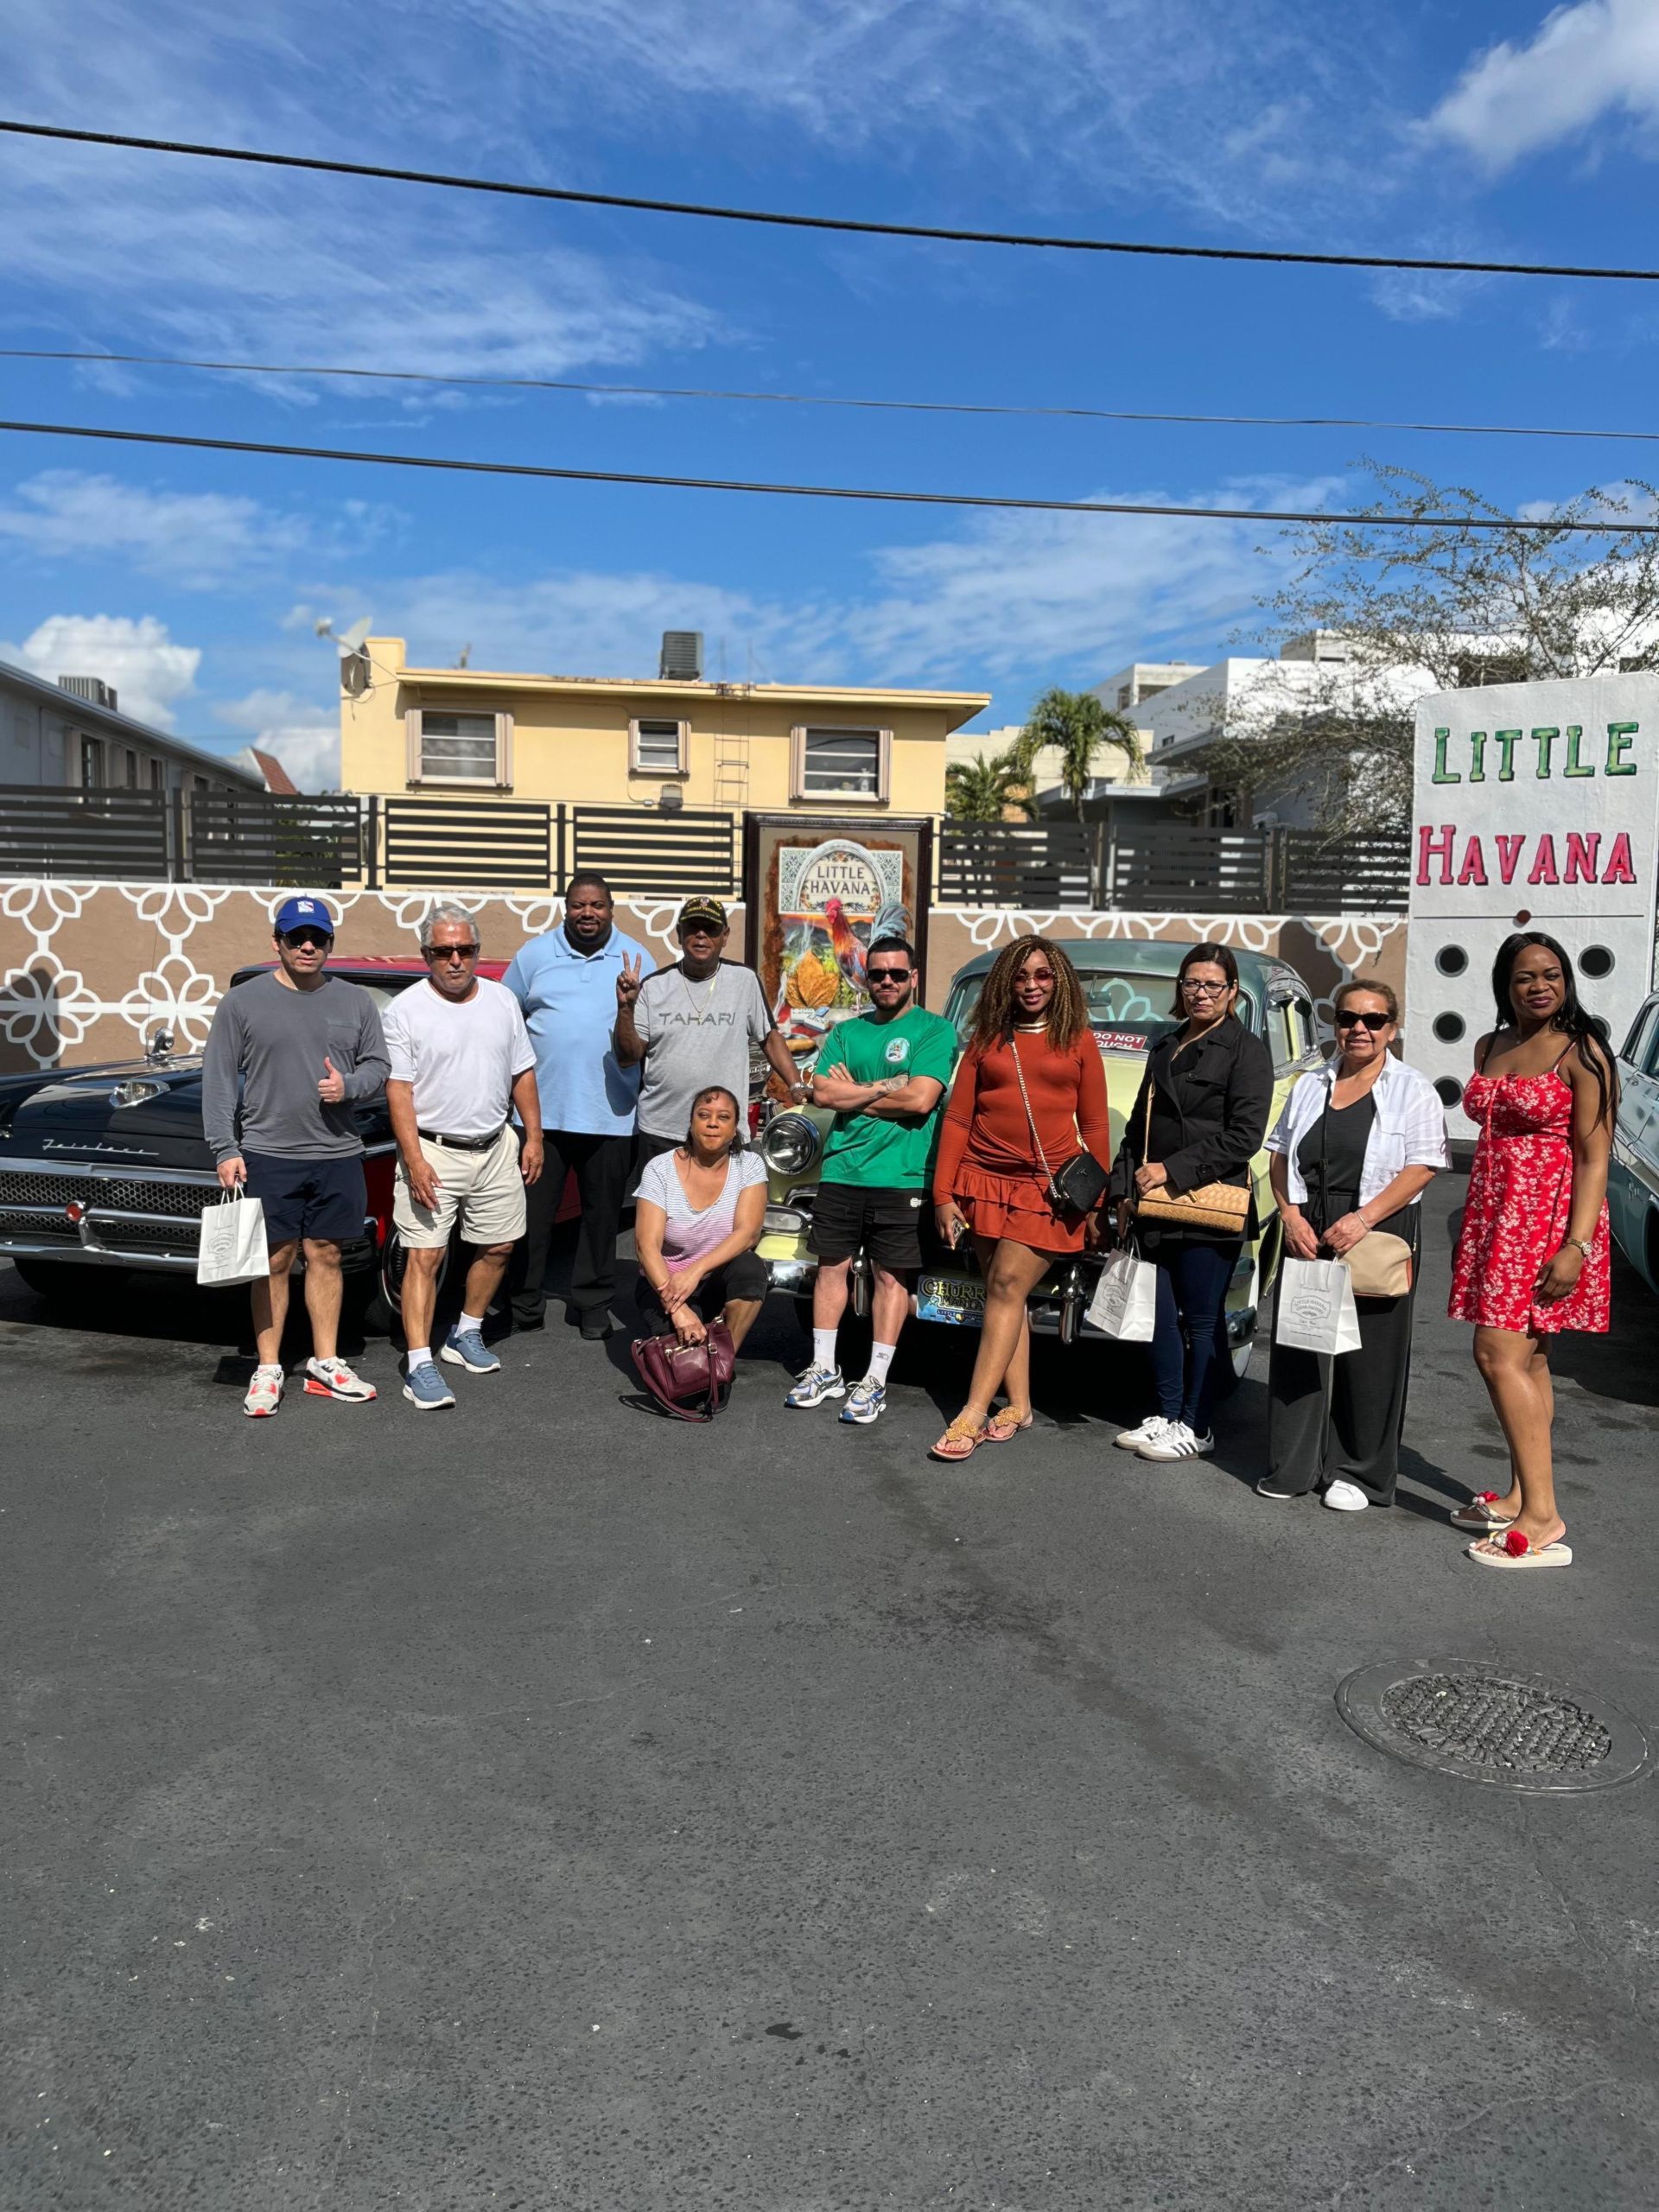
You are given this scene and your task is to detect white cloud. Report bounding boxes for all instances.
[0,472,397,589]
[231,724,340,791]
[1424,0,1659,170]
[0,613,200,726]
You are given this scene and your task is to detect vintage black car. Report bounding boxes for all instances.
[0,956,539,1321]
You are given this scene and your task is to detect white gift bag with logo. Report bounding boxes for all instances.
[1274,1256,1362,1357]
[1085,1248,1158,1341]
[197,1188,270,1287]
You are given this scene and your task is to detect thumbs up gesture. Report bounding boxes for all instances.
[318,1055,346,1103]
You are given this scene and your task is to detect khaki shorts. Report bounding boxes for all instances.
[393,1126,526,1248]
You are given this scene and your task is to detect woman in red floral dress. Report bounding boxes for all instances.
[1447,932,1616,1572]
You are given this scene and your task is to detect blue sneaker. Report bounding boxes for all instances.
[839,1376,887,1425]
[786,1363,845,1408]
[441,1325,500,1374]
[403,1360,456,1410]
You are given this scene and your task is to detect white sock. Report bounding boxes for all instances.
[813,1327,838,1372]
[458,1312,484,1335]
[867,1341,898,1385]
[407,1347,432,1370]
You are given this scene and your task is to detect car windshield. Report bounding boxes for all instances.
[946,966,1255,1046]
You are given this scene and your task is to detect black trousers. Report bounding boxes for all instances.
[635,1250,769,1338]
[1266,1204,1419,1504]
[508,1129,634,1325]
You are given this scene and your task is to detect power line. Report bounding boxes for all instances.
[0,415,1649,532]
[2,117,1655,285]
[3,345,1655,450]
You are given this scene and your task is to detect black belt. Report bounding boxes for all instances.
[417,1124,507,1153]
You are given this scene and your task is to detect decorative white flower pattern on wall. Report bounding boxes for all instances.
[0,879,1405,1072]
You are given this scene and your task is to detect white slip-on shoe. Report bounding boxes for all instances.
[1322,1479,1370,1511]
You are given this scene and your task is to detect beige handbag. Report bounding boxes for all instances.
[1132,1077,1252,1236]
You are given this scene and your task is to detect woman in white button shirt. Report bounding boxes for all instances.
[1258,978,1448,1512]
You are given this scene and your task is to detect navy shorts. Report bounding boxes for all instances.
[242,1153,367,1248]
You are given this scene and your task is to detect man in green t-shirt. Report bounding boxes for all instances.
[785,935,957,1426]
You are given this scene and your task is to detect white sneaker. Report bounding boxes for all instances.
[786,1363,845,1408]
[1115,1414,1174,1451]
[1322,1478,1370,1511]
[1137,1421,1215,1462]
[243,1363,283,1418]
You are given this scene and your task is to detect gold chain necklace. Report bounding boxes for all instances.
[679,962,721,1018]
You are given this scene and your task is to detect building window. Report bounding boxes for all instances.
[791,724,890,803]
[123,748,140,789]
[630,717,688,775]
[77,735,102,788]
[405,709,512,787]
[149,759,166,791]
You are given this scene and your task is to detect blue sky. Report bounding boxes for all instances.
[3,0,1659,784]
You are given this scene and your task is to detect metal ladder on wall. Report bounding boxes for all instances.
[711,688,751,812]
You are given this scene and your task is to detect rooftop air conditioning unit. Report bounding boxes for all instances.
[59,675,117,710]
[659,630,703,682]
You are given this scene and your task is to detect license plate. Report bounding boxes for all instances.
[917,1273,986,1327]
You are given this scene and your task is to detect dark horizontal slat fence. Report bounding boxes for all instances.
[381,796,555,888]
[1104,827,1270,912]
[570,805,739,897]
[1274,830,1410,914]
[188,792,362,887]
[0,784,172,879]
[938,822,1094,907]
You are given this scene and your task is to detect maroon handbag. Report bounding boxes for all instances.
[629,1321,737,1421]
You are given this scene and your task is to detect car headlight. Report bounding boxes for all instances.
[763,1204,808,1237]
[761,1112,821,1178]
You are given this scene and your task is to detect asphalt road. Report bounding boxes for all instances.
[3,1173,1656,2211]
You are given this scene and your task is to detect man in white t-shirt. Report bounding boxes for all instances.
[383,904,543,1409]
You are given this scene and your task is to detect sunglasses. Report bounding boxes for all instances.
[1335,1010,1391,1031]
[868,968,911,983]
[282,929,332,950]
[425,943,480,962]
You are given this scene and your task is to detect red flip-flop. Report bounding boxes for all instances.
[1467,1526,1572,1570]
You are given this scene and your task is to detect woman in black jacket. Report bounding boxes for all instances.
[1110,943,1274,1462]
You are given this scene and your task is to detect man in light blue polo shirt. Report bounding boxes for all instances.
[503,872,649,1338]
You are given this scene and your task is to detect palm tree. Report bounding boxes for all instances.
[1016,688,1144,821]
[944,749,1037,823]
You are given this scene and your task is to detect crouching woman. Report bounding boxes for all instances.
[632,1085,769,1351]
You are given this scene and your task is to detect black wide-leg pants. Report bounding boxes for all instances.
[1266,1206,1420,1505]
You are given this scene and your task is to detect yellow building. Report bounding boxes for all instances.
[340,637,988,817]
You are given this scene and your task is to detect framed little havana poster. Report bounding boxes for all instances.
[742,815,933,1077]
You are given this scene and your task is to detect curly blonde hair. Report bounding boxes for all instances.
[968,935,1090,1052]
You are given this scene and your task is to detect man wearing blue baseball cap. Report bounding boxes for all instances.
[201,896,390,1414]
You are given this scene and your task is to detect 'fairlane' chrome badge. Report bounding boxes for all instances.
[111,1080,165,1109]
[41,1137,159,1157]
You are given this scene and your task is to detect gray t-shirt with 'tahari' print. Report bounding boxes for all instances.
[632,959,773,1140]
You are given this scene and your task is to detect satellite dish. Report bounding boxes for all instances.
[340,648,371,697]
[339,618,372,652]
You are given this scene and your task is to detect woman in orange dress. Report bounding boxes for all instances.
[1447,931,1616,1573]
[930,936,1111,1459]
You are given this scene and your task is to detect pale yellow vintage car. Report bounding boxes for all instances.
[755,939,1325,1371]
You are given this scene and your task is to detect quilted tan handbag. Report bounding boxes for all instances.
[1131,1075,1252,1235]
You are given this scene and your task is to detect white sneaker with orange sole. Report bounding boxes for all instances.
[302,1357,378,1402]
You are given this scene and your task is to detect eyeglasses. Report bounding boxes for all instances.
[868,968,911,984]
[1335,1010,1391,1031]
[1182,978,1228,996]
[282,929,332,950]
[424,944,480,963]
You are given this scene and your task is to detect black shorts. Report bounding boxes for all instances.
[636,1249,769,1338]
[242,1153,367,1248]
[808,1180,928,1272]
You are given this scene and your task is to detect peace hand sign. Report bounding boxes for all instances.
[616,951,644,1008]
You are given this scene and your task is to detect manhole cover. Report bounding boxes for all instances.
[1337,1659,1650,1794]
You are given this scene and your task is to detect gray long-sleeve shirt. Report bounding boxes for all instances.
[201,971,391,1163]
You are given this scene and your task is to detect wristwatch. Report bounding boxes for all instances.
[1566,1236,1594,1260]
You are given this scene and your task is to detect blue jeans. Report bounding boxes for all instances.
[1147,1240,1236,1432]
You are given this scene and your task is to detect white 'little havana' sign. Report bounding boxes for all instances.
[1405,674,1659,1107]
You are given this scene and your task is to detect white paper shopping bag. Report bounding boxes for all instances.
[1274,1256,1362,1357]
[1086,1249,1158,1341]
[196,1188,270,1287]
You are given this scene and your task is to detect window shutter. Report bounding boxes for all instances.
[405,706,422,785]
[494,710,513,788]
[789,723,805,801]
[878,727,893,803]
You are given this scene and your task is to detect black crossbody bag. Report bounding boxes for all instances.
[1008,1033,1109,1215]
